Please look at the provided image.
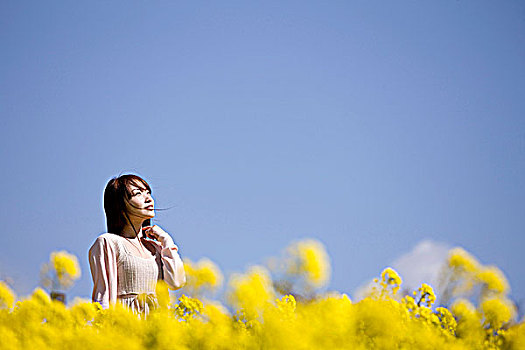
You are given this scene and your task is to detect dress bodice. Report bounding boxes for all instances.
[114,236,160,296]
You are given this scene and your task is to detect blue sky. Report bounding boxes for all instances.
[1,1,524,306]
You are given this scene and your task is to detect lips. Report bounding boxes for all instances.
[144,206,154,210]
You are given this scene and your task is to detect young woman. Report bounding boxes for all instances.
[89,174,186,314]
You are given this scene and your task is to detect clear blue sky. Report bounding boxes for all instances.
[1,1,524,305]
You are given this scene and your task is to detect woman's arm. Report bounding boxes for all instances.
[88,234,118,308]
[143,226,186,290]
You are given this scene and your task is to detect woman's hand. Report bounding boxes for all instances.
[142,225,175,248]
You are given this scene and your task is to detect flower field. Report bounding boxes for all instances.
[0,240,523,350]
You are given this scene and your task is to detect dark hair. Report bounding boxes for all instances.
[103,174,152,235]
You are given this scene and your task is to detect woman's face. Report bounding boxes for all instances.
[125,183,155,220]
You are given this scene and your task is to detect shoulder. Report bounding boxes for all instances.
[89,233,121,253]
[92,233,121,244]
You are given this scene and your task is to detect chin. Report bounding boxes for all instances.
[139,210,155,220]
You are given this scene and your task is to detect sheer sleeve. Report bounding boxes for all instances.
[88,235,118,308]
[160,244,186,290]
[148,239,186,290]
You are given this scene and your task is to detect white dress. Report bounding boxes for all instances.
[89,233,186,314]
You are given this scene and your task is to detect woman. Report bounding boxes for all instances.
[89,174,186,314]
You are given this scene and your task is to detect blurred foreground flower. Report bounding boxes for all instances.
[0,238,524,349]
[227,265,275,320]
[0,281,16,310]
[270,239,331,300]
[40,250,81,302]
[183,258,223,297]
[438,247,511,307]
[481,297,516,330]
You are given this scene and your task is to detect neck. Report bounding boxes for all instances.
[121,218,145,238]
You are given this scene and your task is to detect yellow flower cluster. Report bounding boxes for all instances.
[183,258,223,297]
[226,266,275,320]
[440,247,510,305]
[0,241,523,349]
[417,283,437,307]
[380,267,403,296]
[448,247,480,273]
[477,266,510,296]
[175,294,204,320]
[40,251,81,292]
[0,281,15,309]
[285,239,331,288]
[269,239,331,299]
[437,245,516,349]
[481,297,515,331]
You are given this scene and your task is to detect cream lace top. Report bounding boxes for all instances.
[116,237,159,295]
[89,233,186,310]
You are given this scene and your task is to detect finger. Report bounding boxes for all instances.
[145,231,155,237]
[145,229,157,236]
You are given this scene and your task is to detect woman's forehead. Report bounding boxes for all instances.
[127,180,148,191]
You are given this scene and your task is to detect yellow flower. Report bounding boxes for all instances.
[380,267,403,295]
[417,283,436,307]
[481,297,515,330]
[0,281,16,310]
[402,295,417,313]
[226,265,275,318]
[175,294,203,320]
[285,239,331,288]
[447,247,479,273]
[155,280,170,309]
[183,258,223,297]
[52,251,81,281]
[451,298,477,319]
[275,294,296,320]
[476,266,509,296]
[435,307,457,335]
[1,239,524,350]
[30,287,51,305]
[40,250,81,291]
